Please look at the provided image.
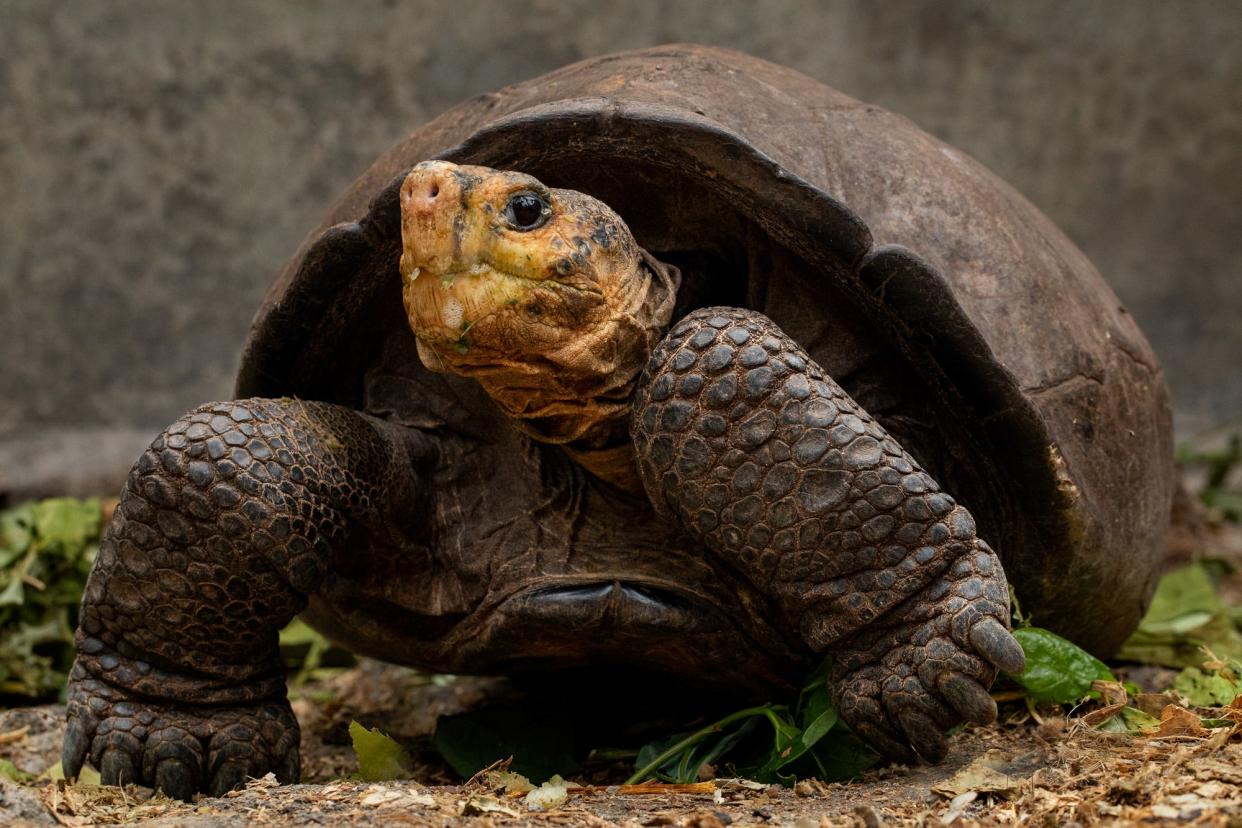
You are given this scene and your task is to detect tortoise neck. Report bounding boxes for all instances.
[488,251,680,493]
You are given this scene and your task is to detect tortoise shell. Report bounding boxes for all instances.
[236,44,1173,657]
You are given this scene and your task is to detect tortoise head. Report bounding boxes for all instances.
[399,161,678,478]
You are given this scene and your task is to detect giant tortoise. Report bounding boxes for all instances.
[64,45,1173,798]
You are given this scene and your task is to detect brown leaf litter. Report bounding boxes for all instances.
[2,679,1241,827]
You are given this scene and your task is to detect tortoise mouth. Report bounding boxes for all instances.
[436,575,791,683]
[502,579,706,633]
[400,261,534,346]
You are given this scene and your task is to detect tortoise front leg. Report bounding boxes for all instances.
[632,307,1024,762]
[64,399,429,798]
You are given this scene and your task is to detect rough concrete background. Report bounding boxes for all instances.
[1,0,1239,498]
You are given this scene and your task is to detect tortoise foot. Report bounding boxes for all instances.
[830,535,1023,763]
[63,662,299,800]
[64,397,429,798]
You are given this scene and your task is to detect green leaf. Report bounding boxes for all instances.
[0,504,35,566]
[1093,706,1160,733]
[744,703,877,786]
[798,686,838,746]
[277,618,355,688]
[803,727,880,781]
[1201,718,1239,728]
[635,716,761,784]
[0,759,35,784]
[349,721,412,782]
[0,497,110,701]
[0,571,26,607]
[1007,627,1115,703]
[41,760,101,785]
[30,498,101,559]
[629,705,780,785]
[280,618,326,686]
[1119,615,1242,668]
[795,663,839,746]
[1116,564,1242,667]
[1172,666,1242,706]
[629,665,872,788]
[1138,564,1222,628]
[433,704,579,784]
[742,707,805,785]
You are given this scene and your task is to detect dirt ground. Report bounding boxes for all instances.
[2,660,1241,827]
[2,524,1240,827]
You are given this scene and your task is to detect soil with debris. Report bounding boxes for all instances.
[2,523,1240,827]
[3,663,1241,827]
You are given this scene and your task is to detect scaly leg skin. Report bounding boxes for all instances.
[64,399,426,798]
[632,307,1025,762]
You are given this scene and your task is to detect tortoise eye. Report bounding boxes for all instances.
[503,191,550,231]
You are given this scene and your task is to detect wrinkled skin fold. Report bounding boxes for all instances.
[65,163,1022,798]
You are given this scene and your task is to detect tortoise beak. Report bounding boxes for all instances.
[399,161,469,275]
[403,161,458,216]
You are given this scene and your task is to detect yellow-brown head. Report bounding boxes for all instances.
[399,161,678,483]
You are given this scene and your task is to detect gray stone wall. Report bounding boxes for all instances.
[2,0,1239,498]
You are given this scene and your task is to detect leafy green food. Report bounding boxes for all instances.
[349,721,413,781]
[41,760,101,785]
[1172,662,1242,706]
[0,758,36,784]
[629,706,773,785]
[1115,564,1242,668]
[1092,705,1161,733]
[1006,627,1115,703]
[278,618,355,689]
[624,621,1161,786]
[433,704,580,784]
[628,663,877,787]
[0,498,103,700]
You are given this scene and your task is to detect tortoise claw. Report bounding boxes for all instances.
[894,709,948,763]
[155,758,197,803]
[100,747,137,787]
[969,617,1026,675]
[850,718,917,765]
[209,759,250,798]
[939,672,998,725]
[275,743,300,785]
[62,715,89,781]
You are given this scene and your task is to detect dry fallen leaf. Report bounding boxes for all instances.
[1152,704,1209,739]
[360,788,403,807]
[931,750,1023,799]
[485,769,534,795]
[1080,702,1127,727]
[941,790,978,824]
[461,794,521,817]
[1091,680,1129,707]
[227,771,279,796]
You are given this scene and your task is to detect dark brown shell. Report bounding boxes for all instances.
[237,44,1173,656]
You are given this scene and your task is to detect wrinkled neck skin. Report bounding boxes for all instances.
[398,162,679,492]
[415,253,679,490]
